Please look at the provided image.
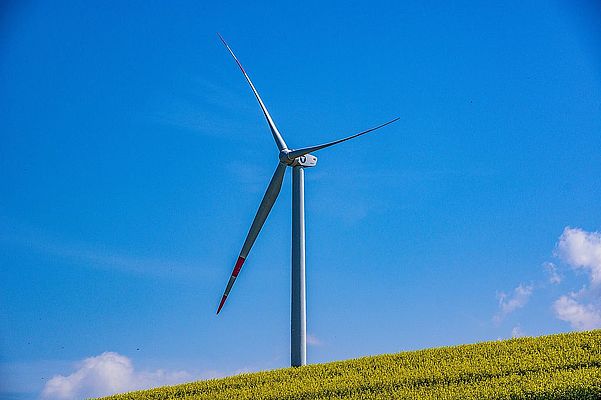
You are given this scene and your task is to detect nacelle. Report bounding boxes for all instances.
[279,150,318,167]
[292,154,317,167]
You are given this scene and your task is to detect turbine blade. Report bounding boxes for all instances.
[286,117,399,160]
[218,33,288,151]
[217,162,287,314]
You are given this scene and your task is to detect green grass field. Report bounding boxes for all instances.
[102,330,601,400]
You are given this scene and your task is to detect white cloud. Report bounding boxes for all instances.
[543,262,561,284]
[493,227,601,332]
[511,326,526,338]
[556,227,601,286]
[553,295,601,331]
[306,334,323,347]
[494,284,533,323]
[551,227,601,330]
[41,352,192,400]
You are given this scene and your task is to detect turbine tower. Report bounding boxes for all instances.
[216,34,397,367]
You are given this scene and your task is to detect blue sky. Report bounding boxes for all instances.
[2,0,601,398]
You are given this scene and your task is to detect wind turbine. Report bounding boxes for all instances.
[216,34,398,367]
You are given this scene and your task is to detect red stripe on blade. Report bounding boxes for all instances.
[216,295,227,315]
[232,256,245,277]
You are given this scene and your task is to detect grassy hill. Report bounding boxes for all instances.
[102,330,601,400]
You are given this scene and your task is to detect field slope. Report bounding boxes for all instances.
[102,330,601,400]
